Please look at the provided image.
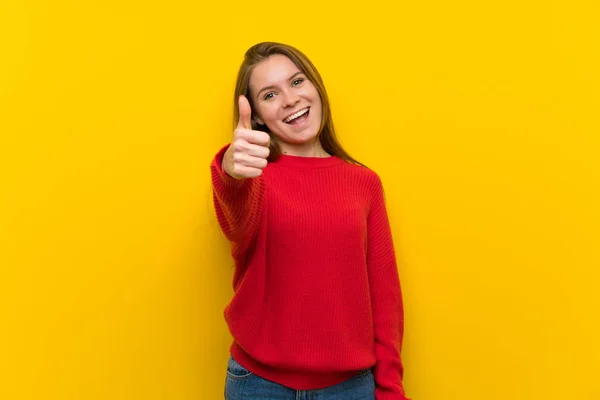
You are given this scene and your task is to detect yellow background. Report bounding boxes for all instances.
[1,0,599,399]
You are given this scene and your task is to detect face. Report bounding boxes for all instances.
[248,54,323,152]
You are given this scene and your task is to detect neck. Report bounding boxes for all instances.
[275,138,330,158]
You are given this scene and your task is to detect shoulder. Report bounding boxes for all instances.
[343,160,381,180]
[339,159,375,176]
[338,160,384,195]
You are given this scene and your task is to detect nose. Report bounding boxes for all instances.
[281,89,300,108]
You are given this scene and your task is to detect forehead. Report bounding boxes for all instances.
[249,54,301,89]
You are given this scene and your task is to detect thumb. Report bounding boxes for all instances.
[237,94,252,130]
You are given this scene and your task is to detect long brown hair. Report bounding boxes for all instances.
[233,42,368,168]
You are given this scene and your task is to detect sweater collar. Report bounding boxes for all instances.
[273,153,344,168]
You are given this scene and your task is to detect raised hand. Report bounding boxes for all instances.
[222,95,271,179]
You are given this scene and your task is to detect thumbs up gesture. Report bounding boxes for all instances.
[222,95,271,179]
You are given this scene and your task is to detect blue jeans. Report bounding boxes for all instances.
[224,354,375,399]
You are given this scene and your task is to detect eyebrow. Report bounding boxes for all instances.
[256,71,304,99]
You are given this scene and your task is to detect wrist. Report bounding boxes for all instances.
[221,151,239,180]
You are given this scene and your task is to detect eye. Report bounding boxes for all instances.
[292,78,304,86]
[263,92,275,100]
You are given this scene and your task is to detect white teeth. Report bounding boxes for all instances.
[284,107,309,123]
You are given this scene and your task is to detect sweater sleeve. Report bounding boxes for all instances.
[210,143,266,258]
[367,173,411,400]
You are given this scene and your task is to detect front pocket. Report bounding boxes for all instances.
[226,355,254,380]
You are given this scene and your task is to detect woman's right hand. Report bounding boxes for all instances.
[222,95,271,179]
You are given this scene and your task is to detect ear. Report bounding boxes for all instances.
[254,116,265,125]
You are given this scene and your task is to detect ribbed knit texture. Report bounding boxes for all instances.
[210,143,410,400]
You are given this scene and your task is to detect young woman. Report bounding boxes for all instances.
[210,41,411,400]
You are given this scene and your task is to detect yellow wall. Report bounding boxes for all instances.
[1,1,598,399]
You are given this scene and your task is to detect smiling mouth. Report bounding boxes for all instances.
[283,107,310,125]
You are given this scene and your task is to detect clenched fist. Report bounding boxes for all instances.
[222,95,271,179]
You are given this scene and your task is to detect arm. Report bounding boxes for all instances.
[367,173,411,400]
[210,143,266,257]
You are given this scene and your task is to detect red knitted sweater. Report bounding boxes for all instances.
[210,143,410,399]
